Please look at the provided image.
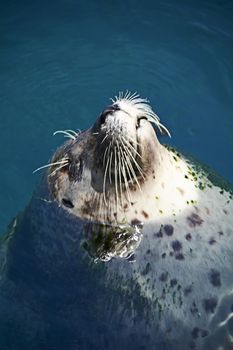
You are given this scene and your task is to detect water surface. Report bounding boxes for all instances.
[0,0,233,232]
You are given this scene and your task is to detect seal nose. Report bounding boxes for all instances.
[100,104,120,124]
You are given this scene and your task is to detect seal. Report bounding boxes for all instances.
[0,92,233,350]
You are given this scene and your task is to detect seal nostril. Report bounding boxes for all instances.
[136,116,147,129]
[100,104,120,125]
[62,198,74,208]
[100,112,108,125]
[111,103,120,111]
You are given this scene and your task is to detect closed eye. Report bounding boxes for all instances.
[62,198,74,208]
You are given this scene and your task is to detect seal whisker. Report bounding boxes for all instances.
[65,129,81,136]
[146,114,171,137]
[121,135,142,159]
[124,90,131,100]
[103,153,110,206]
[53,130,76,140]
[114,146,119,208]
[119,147,132,203]
[110,92,171,137]
[109,149,113,184]
[122,134,141,147]
[63,135,75,139]
[128,91,140,101]
[101,133,109,144]
[32,159,69,174]
[122,150,134,186]
[121,142,142,193]
[117,143,124,206]
[49,162,69,177]
[103,146,109,167]
[106,139,113,167]
[121,139,145,180]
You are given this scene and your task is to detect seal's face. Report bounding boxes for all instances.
[47,93,170,223]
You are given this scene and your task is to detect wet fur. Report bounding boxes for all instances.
[0,94,233,350]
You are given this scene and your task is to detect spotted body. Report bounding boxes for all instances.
[0,94,233,350]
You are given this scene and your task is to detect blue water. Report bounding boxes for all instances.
[0,0,233,233]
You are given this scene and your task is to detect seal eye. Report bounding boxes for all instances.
[62,198,74,208]
[136,116,147,129]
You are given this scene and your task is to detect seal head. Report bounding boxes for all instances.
[48,93,170,224]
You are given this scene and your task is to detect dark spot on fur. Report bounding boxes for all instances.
[203,297,218,313]
[185,233,192,241]
[177,187,185,196]
[170,279,178,287]
[163,224,174,236]
[184,285,193,296]
[146,249,151,255]
[187,213,204,227]
[223,209,228,215]
[142,263,151,276]
[191,327,200,339]
[153,175,155,179]
[131,219,143,229]
[205,207,210,215]
[201,330,209,338]
[162,253,166,259]
[169,251,174,256]
[161,288,167,300]
[209,238,217,245]
[159,272,168,282]
[209,269,221,287]
[123,203,128,209]
[175,253,185,260]
[134,210,138,214]
[154,229,163,238]
[218,231,224,236]
[141,210,149,219]
[81,199,95,216]
[165,327,172,334]
[189,341,196,349]
[113,212,117,218]
[190,302,198,315]
[171,240,182,251]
